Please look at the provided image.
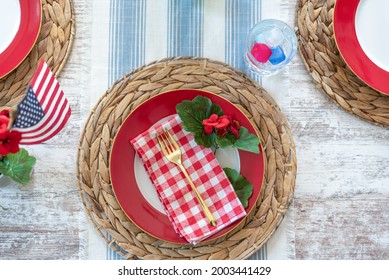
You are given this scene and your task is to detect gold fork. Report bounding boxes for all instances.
[156,129,217,227]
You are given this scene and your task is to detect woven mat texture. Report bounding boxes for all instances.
[296,0,389,127]
[0,0,75,107]
[77,57,297,260]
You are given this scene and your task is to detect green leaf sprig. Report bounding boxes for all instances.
[223,168,253,208]
[176,95,261,208]
[176,96,260,154]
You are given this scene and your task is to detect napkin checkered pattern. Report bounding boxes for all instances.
[130,114,246,244]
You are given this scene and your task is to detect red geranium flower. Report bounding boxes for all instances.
[0,114,10,138]
[230,119,241,138]
[216,127,228,137]
[202,114,230,134]
[203,124,213,135]
[0,130,22,156]
[215,115,230,128]
[0,110,10,117]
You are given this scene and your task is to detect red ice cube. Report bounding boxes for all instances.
[250,42,272,63]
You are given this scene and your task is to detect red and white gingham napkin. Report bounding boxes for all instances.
[130,114,247,244]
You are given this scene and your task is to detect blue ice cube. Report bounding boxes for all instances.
[269,46,286,65]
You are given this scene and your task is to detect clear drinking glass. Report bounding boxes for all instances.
[244,19,298,76]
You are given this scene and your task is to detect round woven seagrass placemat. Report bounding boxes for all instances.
[296,0,389,127]
[77,57,297,260]
[0,0,75,107]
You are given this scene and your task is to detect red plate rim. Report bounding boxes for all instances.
[0,0,42,79]
[109,89,265,244]
[333,0,389,95]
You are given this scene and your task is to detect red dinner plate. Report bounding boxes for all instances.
[334,0,389,95]
[110,89,265,244]
[0,0,42,79]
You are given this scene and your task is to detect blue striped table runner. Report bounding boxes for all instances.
[87,0,294,260]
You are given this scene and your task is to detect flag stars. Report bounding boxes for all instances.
[13,86,45,129]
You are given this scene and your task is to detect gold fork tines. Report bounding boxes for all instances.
[157,129,217,227]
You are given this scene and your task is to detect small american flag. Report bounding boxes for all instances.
[12,60,71,145]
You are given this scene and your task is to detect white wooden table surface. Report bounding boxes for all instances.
[0,0,388,260]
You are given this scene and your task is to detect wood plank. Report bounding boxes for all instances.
[0,0,91,260]
[288,1,389,259]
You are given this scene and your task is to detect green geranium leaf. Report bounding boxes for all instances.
[234,127,260,154]
[176,96,223,147]
[0,148,36,185]
[194,131,215,148]
[209,102,224,117]
[215,132,236,148]
[223,167,253,208]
